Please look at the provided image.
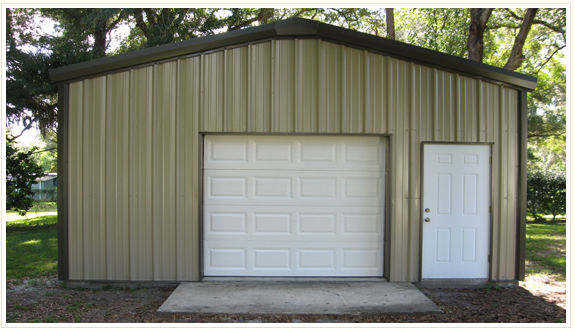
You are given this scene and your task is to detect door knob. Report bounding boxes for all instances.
[424,218,431,222]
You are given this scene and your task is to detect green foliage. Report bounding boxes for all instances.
[6,135,45,216]
[6,14,58,135]
[28,131,58,172]
[527,171,566,220]
[395,8,470,57]
[117,8,225,52]
[298,8,387,36]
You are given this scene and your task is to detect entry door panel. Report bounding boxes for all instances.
[422,144,490,279]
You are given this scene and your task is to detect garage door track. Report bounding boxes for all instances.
[157,279,441,316]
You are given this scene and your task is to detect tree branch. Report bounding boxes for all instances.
[528,131,566,139]
[143,8,157,26]
[535,45,566,75]
[30,147,57,154]
[105,10,128,34]
[7,118,34,142]
[504,8,538,71]
[504,8,565,34]
[228,8,273,31]
[134,9,153,41]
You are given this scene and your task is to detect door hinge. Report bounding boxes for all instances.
[489,205,492,213]
[488,255,491,263]
[489,156,492,164]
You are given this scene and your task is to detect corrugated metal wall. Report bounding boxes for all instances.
[67,38,519,282]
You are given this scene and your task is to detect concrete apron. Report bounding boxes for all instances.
[157,279,442,316]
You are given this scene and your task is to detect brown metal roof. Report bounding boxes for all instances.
[49,17,537,90]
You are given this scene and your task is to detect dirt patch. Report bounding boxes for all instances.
[5,275,566,323]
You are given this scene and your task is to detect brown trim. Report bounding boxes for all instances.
[384,136,392,281]
[199,133,205,281]
[49,18,537,90]
[57,83,70,280]
[516,90,528,280]
[414,279,518,289]
[418,142,424,282]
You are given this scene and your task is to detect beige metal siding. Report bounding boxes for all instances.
[152,62,178,280]
[68,38,520,281]
[105,71,130,280]
[129,67,154,280]
[82,76,106,279]
[175,56,201,280]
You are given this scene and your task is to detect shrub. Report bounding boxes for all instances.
[6,136,45,215]
[527,171,566,221]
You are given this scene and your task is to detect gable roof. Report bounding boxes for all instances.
[49,17,537,90]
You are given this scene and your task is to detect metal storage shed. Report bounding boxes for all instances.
[50,17,537,284]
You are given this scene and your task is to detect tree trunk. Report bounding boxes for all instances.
[93,20,107,58]
[386,8,395,40]
[504,8,538,71]
[467,8,493,62]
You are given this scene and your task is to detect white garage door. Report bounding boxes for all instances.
[203,135,385,277]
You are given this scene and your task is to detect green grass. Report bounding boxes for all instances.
[6,202,58,216]
[6,227,58,280]
[6,215,58,233]
[6,208,59,281]
[525,223,566,280]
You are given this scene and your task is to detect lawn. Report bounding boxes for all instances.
[524,223,566,281]
[6,214,58,281]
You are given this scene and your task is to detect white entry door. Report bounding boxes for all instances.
[422,144,491,279]
[203,135,385,277]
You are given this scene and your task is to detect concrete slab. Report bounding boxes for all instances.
[157,280,441,316]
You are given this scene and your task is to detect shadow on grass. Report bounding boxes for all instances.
[6,215,58,233]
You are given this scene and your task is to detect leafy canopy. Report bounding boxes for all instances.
[6,8,567,175]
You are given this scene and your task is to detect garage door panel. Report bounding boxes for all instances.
[204,206,383,242]
[204,170,384,206]
[204,241,383,276]
[203,135,385,277]
[205,135,384,171]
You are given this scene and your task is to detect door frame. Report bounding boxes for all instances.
[199,133,391,280]
[418,142,494,281]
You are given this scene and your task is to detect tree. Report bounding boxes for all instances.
[6,8,59,136]
[6,134,45,215]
